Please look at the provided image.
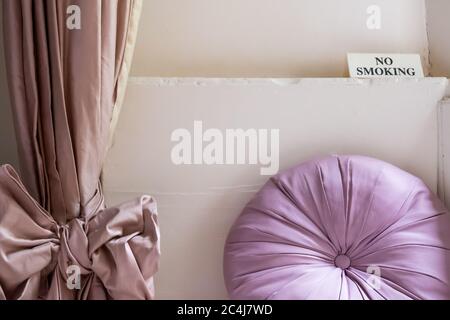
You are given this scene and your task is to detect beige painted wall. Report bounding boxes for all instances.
[426,0,450,78]
[132,0,430,77]
[0,3,19,167]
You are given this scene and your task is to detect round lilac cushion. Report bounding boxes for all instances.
[224,155,450,300]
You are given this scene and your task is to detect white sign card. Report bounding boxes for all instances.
[348,53,424,78]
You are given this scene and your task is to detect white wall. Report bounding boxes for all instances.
[104,77,448,299]
[132,0,430,77]
[0,3,19,167]
[426,0,450,78]
[0,0,448,301]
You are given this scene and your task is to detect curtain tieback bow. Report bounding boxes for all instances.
[0,165,160,300]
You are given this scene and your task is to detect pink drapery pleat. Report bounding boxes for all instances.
[0,0,160,300]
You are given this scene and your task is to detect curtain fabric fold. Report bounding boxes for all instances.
[0,0,160,300]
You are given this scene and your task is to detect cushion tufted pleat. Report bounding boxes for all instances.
[224,155,450,300]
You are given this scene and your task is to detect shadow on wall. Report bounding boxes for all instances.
[0,4,19,168]
[426,0,450,79]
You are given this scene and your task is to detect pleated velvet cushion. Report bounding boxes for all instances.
[224,155,450,300]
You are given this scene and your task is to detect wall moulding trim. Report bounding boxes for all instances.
[439,97,450,208]
[128,76,448,87]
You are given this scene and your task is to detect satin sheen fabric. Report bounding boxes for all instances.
[224,155,450,300]
[0,0,160,299]
[0,165,159,300]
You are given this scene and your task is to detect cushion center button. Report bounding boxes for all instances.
[334,254,351,270]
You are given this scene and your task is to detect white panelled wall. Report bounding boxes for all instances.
[104,77,448,298]
[132,0,430,77]
[0,0,450,300]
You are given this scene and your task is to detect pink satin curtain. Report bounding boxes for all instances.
[0,0,160,300]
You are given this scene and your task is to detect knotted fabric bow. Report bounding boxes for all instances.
[0,165,160,300]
